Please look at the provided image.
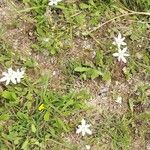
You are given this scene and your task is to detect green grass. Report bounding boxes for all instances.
[119,0,150,11]
[0,71,90,149]
[0,0,150,149]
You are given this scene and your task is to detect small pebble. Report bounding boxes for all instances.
[85,145,91,150]
[115,96,122,104]
[52,71,57,76]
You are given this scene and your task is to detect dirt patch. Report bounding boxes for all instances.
[0,0,66,92]
[0,1,33,56]
[132,138,145,150]
[1,1,149,149]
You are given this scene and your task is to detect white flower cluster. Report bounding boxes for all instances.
[0,67,25,85]
[48,0,62,6]
[112,33,129,63]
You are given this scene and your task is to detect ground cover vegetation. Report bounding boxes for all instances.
[0,0,150,149]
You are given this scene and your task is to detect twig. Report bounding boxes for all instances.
[70,11,82,18]
[48,139,72,149]
[128,20,150,24]
[85,11,150,35]
[88,33,105,49]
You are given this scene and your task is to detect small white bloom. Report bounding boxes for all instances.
[76,119,92,136]
[0,68,25,85]
[113,47,129,63]
[15,68,25,83]
[48,0,62,6]
[85,145,91,150]
[116,96,122,104]
[0,68,17,85]
[113,32,127,48]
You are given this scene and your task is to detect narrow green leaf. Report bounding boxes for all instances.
[2,91,17,101]
[0,114,9,121]
[21,139,29,150]
[31,124,36,133]
[74,67,90,72]
[91,69,102,79]
[44,111,50,121]
[56,118,68,132]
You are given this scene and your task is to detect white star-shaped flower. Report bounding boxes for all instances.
[76,119,92,136]
[113,47,129,63]
[0,68,17,85]
[113,32,127,48]
[0,68,25,85]
[48,0,62,6]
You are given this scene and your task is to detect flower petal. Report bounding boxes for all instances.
[121,56,127,63]
[82,130,86,136]
[8,68,14,74]
[112,41,116,45]
[122,37,125,41]
[118,32,121,39]
[81,119,86,126]
[124,53,129,57]
[121,42,127,45]
[118,56,121,62]
[86,128,92,135]
[11,77,17,84]
[16,77,21,83]
[122,47,127,53]
[6,78,11,85]
[86,124,91,128]
[2,72,8,76]
[76,127,82,134]
[113,53,119,57]
[0,76,7,82]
